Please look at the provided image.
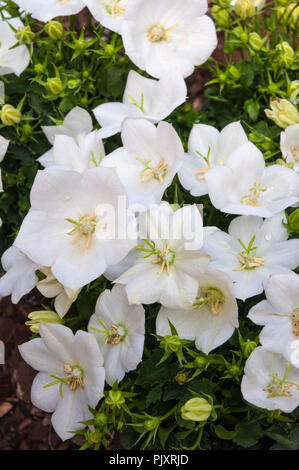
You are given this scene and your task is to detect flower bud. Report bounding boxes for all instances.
[144,418,160,431]
[249,32,264,51]
[275,42,294,68]
[94,412,108,427]
[288,81,299,104]
[45,21,63,40]
[67,79,81,90]
[228,65,241,80]
[45,77,64,95]
[211,5,231,27]
[181,397,212,422]
[34,63,45,75]
[287,210,299,234]
[234,0,255,19]
[242,339,257,358]
[0,104,21,126]
[175,372,187,384]
[286,3,299,29]
[160,335,182,354]
[15,26,34,45]
[265,99,299,128]
[194,356,209,369]
[25,310,62,333]
[105,390,125,409]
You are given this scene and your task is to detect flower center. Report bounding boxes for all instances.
[104,0,125,17]
[63,363,85,391]
[195,167,209,181]
[136,240,176,276]
[242,182,267,207]
[193,286,225,316]
[147,24,178,43]
[263,363,298,399]
[136,156,168,184]
[234,235,265,271]
[291,145,299,162]
[58,0,69,5]
[89,317,128,346]
[107,324,127,345]
[292,308,299,337]
[66,212,103,249]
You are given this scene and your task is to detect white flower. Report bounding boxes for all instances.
[0,246,39,304]
[88,284,145,386]
[0,17,30,76]
[19,323,105,441]
[116,203,210,309]
[85,0,128,32]
[156,268,238,354]
[121,0,217,79]
[203,212,299,300]
[36,268,81,318]
[39,132,105,173]
[178,121,248,197]
[14,0,85,22]
[93,69,187,139]
[280,124,299,173]
[101,119,184,208]
[0,135,9,192]
[230,0,265,8]
[248,273,299,366]
[14,167,137,291]
[241,346,299,412]
[104,248,138,282]
[38,106,93,168]
[205,142,299,217]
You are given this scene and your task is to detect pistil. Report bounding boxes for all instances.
[193,286,225,316]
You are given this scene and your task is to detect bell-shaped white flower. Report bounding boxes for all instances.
[39,132,105,173]
[121,0,217,79]
[280,124,299,173]
[85,0,128,32]
[0,136,9,192]
[205,142,299,217]
[104,249,138,282]
[116,202,210,309]
[156,268,238,354]
[36,268,81,318]
[14,167,137,291]
[101,119,184,208]
[203,212,299,300]
[0,17,30,76]
[93,70,187,139]
[19,323,105,441]
[0,246,39,304]
[38,107,94,168]
[248,273,299,367]
[88,284,145,386]
[178,121,248,197]
[14,0,85,22]
[241,346,299,412]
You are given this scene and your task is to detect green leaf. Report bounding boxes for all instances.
[213,424,237,440]
[233,422,263,448]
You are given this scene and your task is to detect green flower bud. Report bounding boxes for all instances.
[94,412,108,427]
[240,32,249,43]
[104,44,115,57]
[265,99,299,128]
[234,0,255,19]
[160,335,182,354]
[45,21,64,40]
[175,372,187,384]
[144,418,160,431]
[242,339,257,358]
[34,63,45,75]
[287,209,299,233]
[211,5,231,27]
[67,79,81,90]
[249,32,264,51]
[105,390,125,409]
[181,397,212,422]
[25,310,62,333]
[194,356,209,369]
[1,104,21,126]
[288,81,299,103]
[228,65,241,80]
[15,25,34,45]
[45,77,64,95]
[275,42,295,68]
[286,3,299,29]
[227,364,242,378]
